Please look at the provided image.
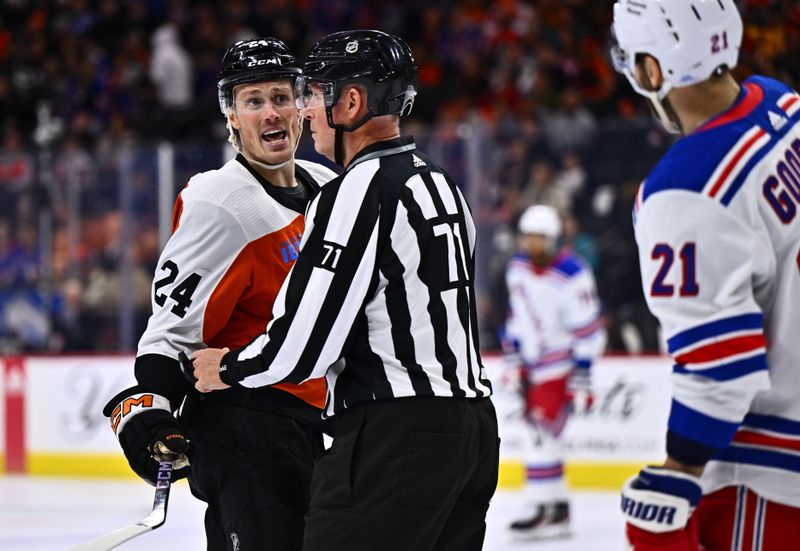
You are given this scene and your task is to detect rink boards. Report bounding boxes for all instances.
[0,354,672,488]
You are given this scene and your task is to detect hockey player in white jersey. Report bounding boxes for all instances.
[101,38,337,550]
[613,1,800,549]
[503,204,606,540]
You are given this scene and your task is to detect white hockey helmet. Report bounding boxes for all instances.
[518,205,562,239]
[611,0,743,132]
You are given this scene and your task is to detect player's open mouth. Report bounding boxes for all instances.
[262,130,287,143]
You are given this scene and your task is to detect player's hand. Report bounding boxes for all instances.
[621,466,702,551]
[191,347,231,393]
[103,387,191,486]
[567,366,593,415]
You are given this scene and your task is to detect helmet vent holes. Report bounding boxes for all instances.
[717,0,725,10]
[691,5,702,21]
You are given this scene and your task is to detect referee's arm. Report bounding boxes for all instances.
[220,174,380,387]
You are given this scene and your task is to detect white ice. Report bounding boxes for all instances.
[0,476,626,550]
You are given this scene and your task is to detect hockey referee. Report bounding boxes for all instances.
[192,30,499,551]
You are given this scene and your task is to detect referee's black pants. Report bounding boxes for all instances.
[303,396,499,551]
[181,398,323,551]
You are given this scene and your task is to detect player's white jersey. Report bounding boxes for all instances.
[634,75,800,507]
[504,250,606,383]
[137,156,337,408]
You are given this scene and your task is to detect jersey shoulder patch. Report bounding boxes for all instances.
[642,125,747,203]
[643,76,799,208]
[745,75,797,102]
[550,252,585,279]
[743,75,800,128]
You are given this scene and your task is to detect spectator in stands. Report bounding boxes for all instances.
[541,87,597,154]
[0,0,797,355]
[0,127,34,217]
[150,24,193,109]
[518,159,572,216]
[562,212,599,275]
[553,150,587,203]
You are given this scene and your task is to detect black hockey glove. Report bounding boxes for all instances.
[103,386,191,486]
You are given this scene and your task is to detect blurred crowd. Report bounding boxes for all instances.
[1,0,798,353]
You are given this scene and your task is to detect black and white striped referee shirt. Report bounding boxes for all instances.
[218,135,493,416]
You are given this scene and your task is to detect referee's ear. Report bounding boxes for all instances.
[341,84,369,125]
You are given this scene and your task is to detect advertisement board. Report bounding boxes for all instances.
[2,355,673,487]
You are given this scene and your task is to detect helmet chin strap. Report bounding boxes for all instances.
[622,67,683,134]
[334,126,345,166]
[646,84,683,134]
[331,112,373,167]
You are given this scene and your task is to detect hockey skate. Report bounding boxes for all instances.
[509,501,572,541]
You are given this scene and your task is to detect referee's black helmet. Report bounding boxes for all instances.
[297,30,419,121]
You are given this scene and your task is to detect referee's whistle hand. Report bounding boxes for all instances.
[191,347,231,393]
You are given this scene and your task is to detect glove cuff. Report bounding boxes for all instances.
[621,468,702,534]
[104,387,172,439]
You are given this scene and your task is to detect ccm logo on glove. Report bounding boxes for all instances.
[109,393,171,435]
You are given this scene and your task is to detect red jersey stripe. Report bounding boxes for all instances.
[697,82,764,133]
[708,128,767,198]
[780,95,799,112]
[733,430,800,453]
[675,334,766,365]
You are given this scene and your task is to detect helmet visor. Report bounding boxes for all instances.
[609,27,659,99]
[231,81,298,113]
[295,77,337,110]
[608,26,631,75]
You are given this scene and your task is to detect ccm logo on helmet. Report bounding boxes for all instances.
[109,394,155,434]
[620,496,678,526]
[247,58,279,67]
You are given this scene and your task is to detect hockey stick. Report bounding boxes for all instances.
[70,460,174,551]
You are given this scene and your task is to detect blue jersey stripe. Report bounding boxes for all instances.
[667,313,763,354]
[733,487,745,551]
[742,413,800,436]
[716,444,800,473]
[754,497,765,551]
[720,134,779,206]
[668,399,740,450]
[672,354,767,382]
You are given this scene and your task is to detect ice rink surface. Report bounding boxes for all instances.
[0,476,626,550]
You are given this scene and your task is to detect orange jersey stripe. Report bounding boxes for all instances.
[202,215,325,410]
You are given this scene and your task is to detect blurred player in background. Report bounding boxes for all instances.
[613,0,800,549]
[101,38,336,550]
[502,204,606,541]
